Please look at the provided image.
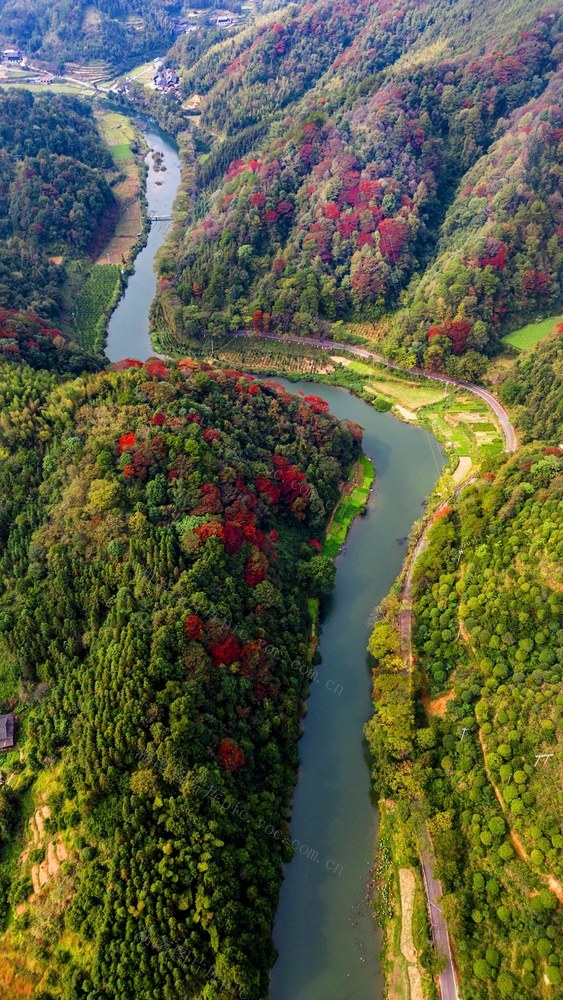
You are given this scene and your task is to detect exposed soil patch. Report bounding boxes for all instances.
[452,456,472,486]
[398,868,424,1000]
[0,941,38,997]
[394,404,417,422]
[424,689,455,717]
[399,868,417,964]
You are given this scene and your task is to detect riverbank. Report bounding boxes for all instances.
[324,454,375,559]
[94,107,149,267]
[269,377,445,1000]
[58,105,151,353]
[305,453,375,693]
[104,122,182,363]
[209,338,494,534]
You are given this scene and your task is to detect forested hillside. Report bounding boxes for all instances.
[155,0,562,371]
[500,326,563,444]
[411,454,562,998]
[0,89,116,321]
[0,0,176,72]
[366,346,563,997]
[0,354,359,997]
[0,308,103,373]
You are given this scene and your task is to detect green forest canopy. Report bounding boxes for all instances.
[0,353,360,997]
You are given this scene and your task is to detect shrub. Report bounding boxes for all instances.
[473,959,492,981]
[498,842,514,861]
[497,972,515,996]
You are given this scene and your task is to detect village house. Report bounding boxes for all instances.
[0,713,15,751]
[2,48,23,63]
[152,66,180,93]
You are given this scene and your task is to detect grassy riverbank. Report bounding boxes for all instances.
[305,453,375,691]
[93,107,148,267]
[324,454,375,559]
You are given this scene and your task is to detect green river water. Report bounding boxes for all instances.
[104,126,446,1000]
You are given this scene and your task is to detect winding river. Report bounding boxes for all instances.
[104,125,446,1000]
[269,382,445,1000]
[105,120,181,363]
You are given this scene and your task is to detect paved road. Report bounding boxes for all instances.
[234,332,517,453]
[399,474,476,664]
[419,824,459,1000]
[398,484,474,1000]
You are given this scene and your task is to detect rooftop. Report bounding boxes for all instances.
[0,713,15,751]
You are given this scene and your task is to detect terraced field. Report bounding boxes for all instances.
[94,109,143,264]
[71,264,121,350]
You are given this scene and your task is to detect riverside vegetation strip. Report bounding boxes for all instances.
[364,331,562,1000]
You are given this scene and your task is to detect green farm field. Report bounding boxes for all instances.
[501,315,562,351]
[96,110,135,162]
[72,264,121,350]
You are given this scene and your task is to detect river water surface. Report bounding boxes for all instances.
[104,126,445,1000]
[269,380,445,1000]
[105,121,181,363]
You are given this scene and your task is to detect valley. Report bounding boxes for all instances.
[0,1,561,998]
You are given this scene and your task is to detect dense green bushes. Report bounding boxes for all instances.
[0,357,359,996]
[500,329,563,444]
[367,447,563,998]
[155,0,562,366]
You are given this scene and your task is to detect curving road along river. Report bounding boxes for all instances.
[232,332,517,454]
[103,122,516,1000]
